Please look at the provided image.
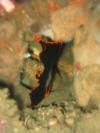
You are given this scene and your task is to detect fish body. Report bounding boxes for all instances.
[29,37,64,107]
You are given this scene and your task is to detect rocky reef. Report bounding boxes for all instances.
[0,0,100,133]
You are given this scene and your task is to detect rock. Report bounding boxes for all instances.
[65,118,74,127]
[74,65,100,107]
[48,117,58,126]
[73,5,100,108]
[75,111,100,133]
[0,88,27,133]
[65,111,77,118]
[34,126,42,132]
[24,115,38,129]
[51,5,89,41]
[0,21,15,41]
[48,123,62,133]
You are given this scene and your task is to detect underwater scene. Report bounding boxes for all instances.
[0,0,100,133]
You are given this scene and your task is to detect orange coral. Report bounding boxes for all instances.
[2,42,8,49]
[49,1,60,16]
[76,62,81,70]
[96,17,100,28]
[34,34,42,43]
[76,17,88,26]
[68,0,84,6]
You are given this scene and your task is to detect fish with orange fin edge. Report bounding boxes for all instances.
[29,35,65,107]
[21,34,73,108]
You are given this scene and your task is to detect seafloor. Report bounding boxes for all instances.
[0,0,100,133]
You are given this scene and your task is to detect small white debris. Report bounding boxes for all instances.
[24,53,31,58]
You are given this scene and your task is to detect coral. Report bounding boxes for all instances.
[76,111,100,133]
[0,88,26,133]
[73,4,100,107]
[51,4,89,41]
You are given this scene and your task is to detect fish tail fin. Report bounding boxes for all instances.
[29,86,45,107]
[29,85,51,107]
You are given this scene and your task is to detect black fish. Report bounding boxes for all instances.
[20,35,72,107]
[29,36,64,107]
